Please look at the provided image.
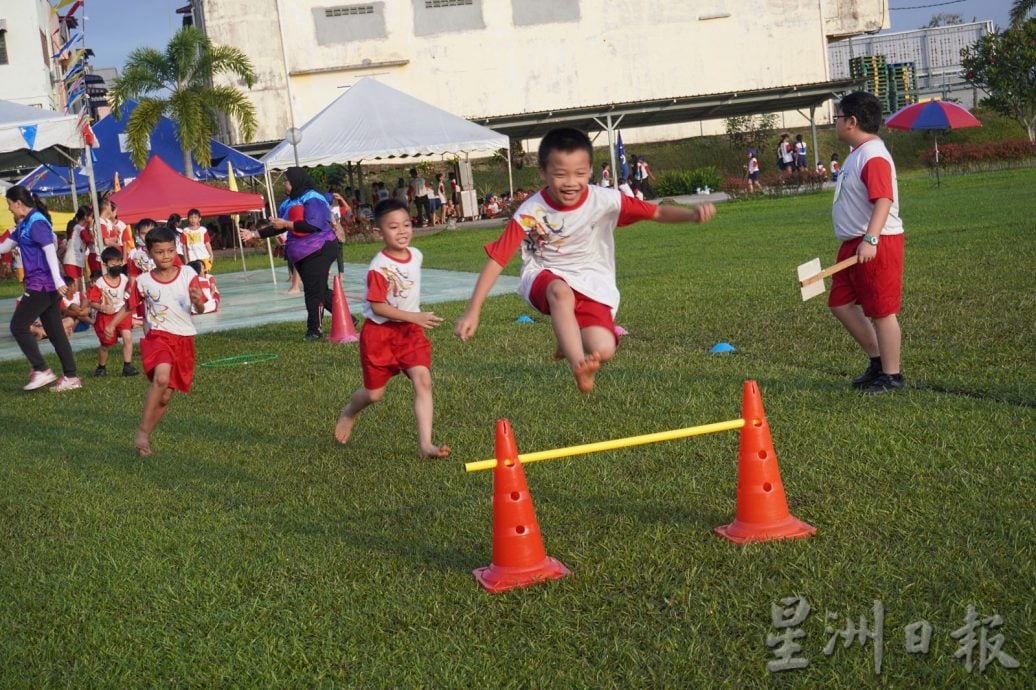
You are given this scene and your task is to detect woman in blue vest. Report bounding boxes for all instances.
[241,168,338,340]
[2,186,81,391]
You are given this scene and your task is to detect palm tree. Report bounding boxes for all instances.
[108,26,257,179]
[1010,0,1035,27]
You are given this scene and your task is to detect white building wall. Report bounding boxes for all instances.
[0,0,62,108]
[196,0,888,146]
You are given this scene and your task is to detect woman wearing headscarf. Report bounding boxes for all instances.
[240,167,338,340]
[2,185,81,391]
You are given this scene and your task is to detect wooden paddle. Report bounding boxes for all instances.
[797,256,858,301]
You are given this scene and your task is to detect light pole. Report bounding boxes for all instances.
[286,126,302,166]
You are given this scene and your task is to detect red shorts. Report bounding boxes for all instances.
[528,270,617,342]
[93,312,132,347]
[359,320,432,390]
[87,255,101,275]
[141,330,196,393]
[63,264,83,280]
[828,234,904,318]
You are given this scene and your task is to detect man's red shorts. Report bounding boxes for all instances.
[141,330,195,393]
[93,312,131,347]
[828,234,904,318]
[359,320,432,390]
[529,270,617,342]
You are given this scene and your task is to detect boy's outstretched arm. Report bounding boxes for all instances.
[654,202,716,224]
[455,258,505,342]
[370,302,444,330]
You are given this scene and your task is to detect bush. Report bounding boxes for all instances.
[653,166,723,195]
[920,139,1036,172]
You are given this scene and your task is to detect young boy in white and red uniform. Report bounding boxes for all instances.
[105,226,206,456]
[829,91,906,394]
[187,260,220,314]
[334,198,451,459]
[88,246,138,377]
[455,127,715,393]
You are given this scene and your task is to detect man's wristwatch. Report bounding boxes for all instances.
[861,234,880,246]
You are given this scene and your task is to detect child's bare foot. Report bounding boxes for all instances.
[281,288,301,295]
[420,445,452,459]
[573,352,601,393]
[334,409,356,444]
[135,430,152,457]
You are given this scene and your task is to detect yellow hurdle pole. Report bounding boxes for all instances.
[465,418,746,472]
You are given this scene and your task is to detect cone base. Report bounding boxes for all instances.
[325,334,359,343]
[473,556,571,593]
[714,514,816,544]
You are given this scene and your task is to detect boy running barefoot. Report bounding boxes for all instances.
[335,199,451,459]
[106,227,205,456]
[455,127,715,393]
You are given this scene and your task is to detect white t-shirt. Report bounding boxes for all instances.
[484,186,657,314]
[63,223,90,266]
[182,225,211,262]
[409,176,429,198]
[89,273,130,312]
[832,137,904,242]
[363,247,423,324]
[129,266,200,335]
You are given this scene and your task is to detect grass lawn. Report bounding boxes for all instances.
[1,168,1033,686]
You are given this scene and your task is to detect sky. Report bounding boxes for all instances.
[81,0,1017,73]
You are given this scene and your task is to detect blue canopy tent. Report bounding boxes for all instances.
[18,100,265,196]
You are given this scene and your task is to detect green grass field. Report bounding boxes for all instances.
[2,168,1033,686]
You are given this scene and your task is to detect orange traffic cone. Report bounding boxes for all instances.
[325,274,359,343]
[714,380,815,544]
[473,419,571,593]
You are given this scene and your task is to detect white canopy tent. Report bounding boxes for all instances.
[0,99,83,169]
[261,77,510,183]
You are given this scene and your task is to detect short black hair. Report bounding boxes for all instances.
[187,208,201,217]
[100,246,123,263]
[373,198,410,224]
[838,92,884,134]
[135,218,157,234]
[187,260,204,275]
[146,226,177,249]
[538,128,593,169]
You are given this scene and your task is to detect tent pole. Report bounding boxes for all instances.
[82,145,103,267]
[809,105,819,168]
[264,167,278,285]
[506,143,514,197]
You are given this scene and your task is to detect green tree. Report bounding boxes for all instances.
[108,26,257,179]
[724,113,779,155]
[960,19,1036,142]
[1010,0,1035,27]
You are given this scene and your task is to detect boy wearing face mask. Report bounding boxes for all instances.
[88,246,138,377]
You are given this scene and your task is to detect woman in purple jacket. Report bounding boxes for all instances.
[240,167,338,340]
[2,186,80,391]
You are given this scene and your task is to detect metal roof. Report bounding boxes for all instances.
[472,78,862,140]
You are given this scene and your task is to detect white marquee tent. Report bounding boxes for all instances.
[0,99,83,169]
[261,77,510,171]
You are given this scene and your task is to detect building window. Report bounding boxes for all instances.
[425,0,472,8]
[314,3,386,44]
[412,0,483,36]
[513,0,580,26]
[325,5,374,17]
[0,30,8,65]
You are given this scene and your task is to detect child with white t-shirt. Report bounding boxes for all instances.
[334,198,450,459]
[455,127,715,394]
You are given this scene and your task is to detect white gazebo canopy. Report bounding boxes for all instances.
[261,77,509,169]
[0,99,83,169]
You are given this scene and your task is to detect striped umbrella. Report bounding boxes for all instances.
[885,100,981,185]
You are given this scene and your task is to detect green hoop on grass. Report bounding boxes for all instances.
[201,353,279,368]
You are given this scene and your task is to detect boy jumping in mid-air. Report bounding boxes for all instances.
[105,227,206,456]
[334,198,451,459]
[455,127,715,393]
[828,91,906,394]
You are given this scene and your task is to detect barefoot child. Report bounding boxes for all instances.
[88,246,138,377]
[105,226,205,456]
[455,127,716,393]
[334,198,451,459]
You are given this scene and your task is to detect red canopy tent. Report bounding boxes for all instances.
[109,156,265,223]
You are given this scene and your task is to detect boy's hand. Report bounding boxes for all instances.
[454,311,479,341]
[856,241,878,263]
[692,203,716,224]
[413,311,444,329]
[103,324,115,340]
[189,284,204,305]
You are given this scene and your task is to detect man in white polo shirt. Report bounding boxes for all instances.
[829,91,906,394]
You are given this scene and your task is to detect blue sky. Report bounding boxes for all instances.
[82,0,1016,73]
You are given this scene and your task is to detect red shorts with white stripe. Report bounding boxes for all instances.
[528,270,618,343]
[359,320,431,390]
[828,234,904,318]
[141,330,196,393]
